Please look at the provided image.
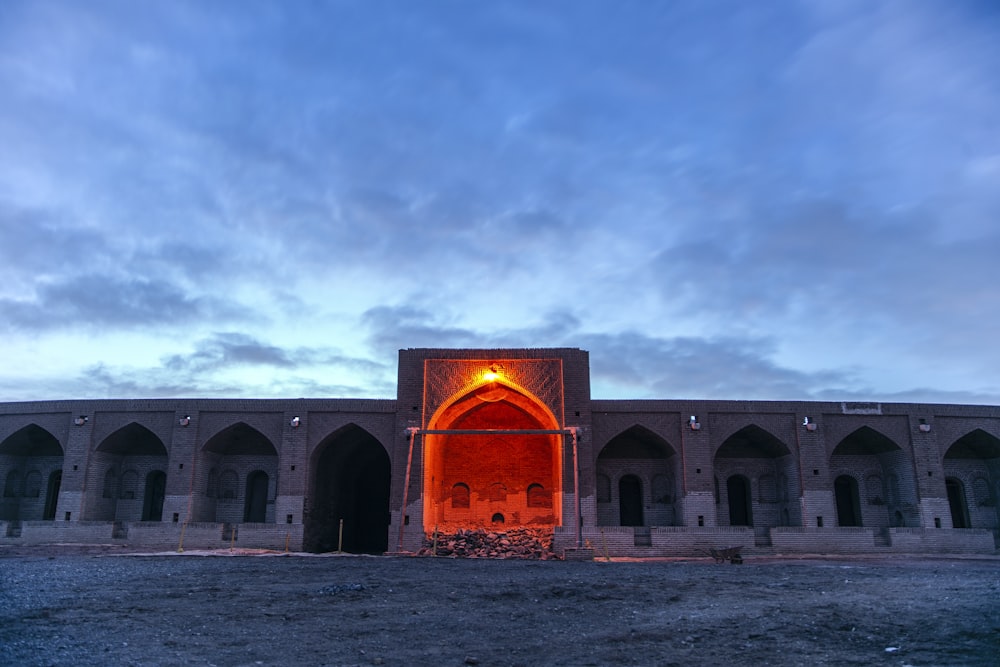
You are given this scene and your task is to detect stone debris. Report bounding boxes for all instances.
[417,527,560,560]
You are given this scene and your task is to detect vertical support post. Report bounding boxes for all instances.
[397,427,417,552]
[572,427,582,548]
[338,518,344,553]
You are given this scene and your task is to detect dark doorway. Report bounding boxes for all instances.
[834,475,862,527]
[142,470,166,521]
[244,471,269,522]
[619,475,644,526]
[305,425,391,554]
[43,471,61,520]
[727,475,753,526]
[946,477,969,528]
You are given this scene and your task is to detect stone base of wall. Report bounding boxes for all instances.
[771,527,879,553]
[554,525,998,558]
[887,527,995,553]
[1,520,305,552]
[555,526,756,558]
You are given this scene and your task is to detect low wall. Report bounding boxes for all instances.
[770,527,877,553]
[555,526,754,558]
[19,520,116,544]
[1,520,305,551]
[556,525,998,558]
[888,527,995,553]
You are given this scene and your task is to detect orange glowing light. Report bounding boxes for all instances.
[482,363,504,383]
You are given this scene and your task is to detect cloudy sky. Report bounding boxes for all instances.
[1,1,999,404]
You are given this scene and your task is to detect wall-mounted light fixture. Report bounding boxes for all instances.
[179,416,191,427]
[803,417,817,432]
[689,415,701,431]
[74,416,88,426]
[918,418,931,433]
[482,362,504,383]
[290,416,301,428]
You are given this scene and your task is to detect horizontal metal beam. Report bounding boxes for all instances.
[411,428,573,436]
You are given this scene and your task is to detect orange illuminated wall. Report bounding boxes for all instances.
[423,380,562,532]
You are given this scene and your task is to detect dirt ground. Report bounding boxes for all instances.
[1,547,998,667]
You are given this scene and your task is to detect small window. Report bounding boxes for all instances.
[451,483,470,509]
[24,471,42,498]
[596,474,611,503]
[219,470,238,500]
[119,470,138,500]
[3,470,21,498]
[102,468,118,499]
[527,483,551,508]
[206,468,219,498]
[491,513,505,524]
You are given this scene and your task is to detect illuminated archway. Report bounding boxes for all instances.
[423,378,562,532]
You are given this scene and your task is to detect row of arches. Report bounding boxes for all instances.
[3,411,999,547]
[0,420,393,554]
[596,424,1000,532]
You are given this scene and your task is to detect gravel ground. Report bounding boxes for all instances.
[1,547,999,666]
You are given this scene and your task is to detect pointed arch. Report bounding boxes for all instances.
[944,429,1000,460]
[304,423,390,554]
[97,423,167,456]
[831,426,900,456]
[943,429,1000,530]
[423,379,562,532]
[0,424,64,521]
[597,424,678,527]
[0,424,63,457]
[715,425,790,459]
[714,424,798,530]
[830,426,916,529]
[84,423,166,522]
[203,422,277,456]
[197,422,278,524]
[428,376,560,433]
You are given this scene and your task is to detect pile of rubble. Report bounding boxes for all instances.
[418,527,559,559]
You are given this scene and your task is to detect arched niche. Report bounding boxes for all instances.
[304,423,390,554]
[423,379,562,532]
[0,425,64,522]
[830,426,916,528]
[596,425,677,527]
[943,429,1000,530]
[714,425,799,530]
[198,423,278,524]
[85,423,167,522]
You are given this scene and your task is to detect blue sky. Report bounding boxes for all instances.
[1,0,999,404]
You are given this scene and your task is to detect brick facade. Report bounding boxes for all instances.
[1,348,998,556]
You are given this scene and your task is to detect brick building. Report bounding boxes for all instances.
[2,348,998,556]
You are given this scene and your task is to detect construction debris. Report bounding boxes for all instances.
[417,527,560,560]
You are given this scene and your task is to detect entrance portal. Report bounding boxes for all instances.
[946,477,969,528]
[305,425,390,554]
[619,475,643,526]
[43,471,61,520]
[244,471,269,523]
[142,470,166,521]
[423,380,562,532]
[835,475,862,527]
[727,475,753,526]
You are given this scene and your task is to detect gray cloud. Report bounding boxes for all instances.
[2,2,998,405]
[0,274,250,331]
[162,332,389,376]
